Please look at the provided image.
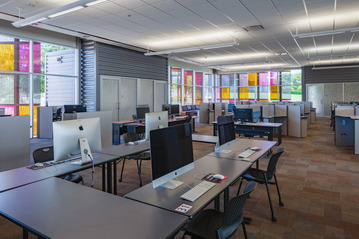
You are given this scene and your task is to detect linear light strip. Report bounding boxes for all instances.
[12,0,107,27]
[312,65,359,70]
[293,27,359,38]
[144,42,239,56]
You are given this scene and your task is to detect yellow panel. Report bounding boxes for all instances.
[270,86,278,100]
[240,87,248,100]
[248,73,256,86]
[0,44,15,71]
[195,99,202,104]
[221,87,230,99]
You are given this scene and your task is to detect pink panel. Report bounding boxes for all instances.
[195,72,203,86]
[0,105,14,116]
[270,72,278,85]
[19,44,29,72]
[258,72,268,85]
[33,43,41,73]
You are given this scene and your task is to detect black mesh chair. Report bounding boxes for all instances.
[237,148,285,222]
[182,181,257,239]
[217,115,235,146]
[119,133,150,187]
[33,146,84,184]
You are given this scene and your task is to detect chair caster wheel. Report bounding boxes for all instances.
[271,217,277,222]
[279,202,284,207]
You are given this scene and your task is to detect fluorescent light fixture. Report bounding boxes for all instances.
[48,6,84,18]
[312,65,359,70]
[204,60,270,67]
[12,0,107,28]
[86,0,107,6]
[224,63,287,71]
[293,27,359,38]
[197,52,271,63]
[144,42,239,56]
[310,57,359,65]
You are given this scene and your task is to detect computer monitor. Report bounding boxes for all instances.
[150,123,194,189]
[64,105,87,113]
[145,111,168,141]
[162,104,170,113]
[136,107,150,120]
[233,108,253,123]
[170,104,180,116]
[53,118,102,162]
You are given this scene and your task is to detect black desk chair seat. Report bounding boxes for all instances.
[119,133,150,187]
[237,148,285,222]
[182,181,257,239]
[33,147,83,184]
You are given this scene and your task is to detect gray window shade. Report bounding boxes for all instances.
[81,40,96,112]
[304,65,359,84]
[45,49,76,106]
[97,43,167,81]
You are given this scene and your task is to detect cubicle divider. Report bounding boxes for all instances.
[288,105,305,137]
[199,103,227,124]
[0,116,30,172]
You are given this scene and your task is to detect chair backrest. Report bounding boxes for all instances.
[184,115,192,124]
[252,111,261,122]
[266,148,285,179]
[217,181,256,239]
[217,115,235,146]
[33,146,54,163]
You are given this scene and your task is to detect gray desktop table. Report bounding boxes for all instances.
[0,177,188,239]
[208,138,277,163]
[125,155,252,218]
[0,152,117,194]
[212,121,283,145]
[100,141,150,194]
[192,134,218,144]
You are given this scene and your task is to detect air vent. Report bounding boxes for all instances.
[243,25,264,32]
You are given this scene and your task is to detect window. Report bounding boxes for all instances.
[0,34,77,137]
[194,72,203,105]
[170,67,182,104]
[183,70,193,105]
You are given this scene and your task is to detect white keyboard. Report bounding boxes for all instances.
[180,181,216,202]
[238,149,255,158]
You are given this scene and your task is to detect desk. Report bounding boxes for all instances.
[212,121,282,145]
[192,134,218,144]
[125,155,252,218]
[100,141,150,193]
[112,120,136,144]
[0,177,188,239]
[0,153,117,194]
[208,138,277,163]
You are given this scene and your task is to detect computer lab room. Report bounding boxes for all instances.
[0,0,359,238]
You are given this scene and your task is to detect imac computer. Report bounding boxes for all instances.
[136,107,150,120]
[162,104,171,113]
[150,123,194,189]
[233,108,253,123]
[170,104,180,116]
[53,117,102,163]
[64,105,87,113]
[144,111,168,141]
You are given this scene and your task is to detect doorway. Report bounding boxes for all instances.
[306,84,324,117]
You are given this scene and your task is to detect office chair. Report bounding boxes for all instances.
[119,133,150,187]
[33,147,84,184]
[182,181,257,239]
[237,148,285,222]
[217,115,235,146]
[53,107,62,121]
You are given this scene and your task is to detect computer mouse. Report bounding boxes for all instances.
[128,142,135,145]
[35,163,44,167]
[212,174,225,180]
[250,147,259,151]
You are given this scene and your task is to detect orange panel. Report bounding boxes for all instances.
[248,73,256,86]
[240,87,249,100]
[0,44,15,71]
[19,105,39,135]
[270,86,278,100]
[221,87,230,99]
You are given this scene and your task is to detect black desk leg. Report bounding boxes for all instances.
[213,124,217,136]
[224,188,229,211]
[113,160,117,195]
[102,163,106,191]
[268,131,273,142]
[23,229,28,239]
[278,126,282,145]
[192,117,196,133]
[107,162,112,194]
[214,196,220,211]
